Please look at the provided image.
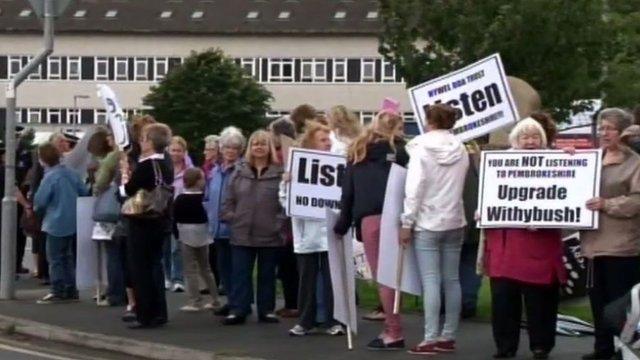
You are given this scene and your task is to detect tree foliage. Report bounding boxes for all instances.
[144,49,272,151]
[378,0,638,120]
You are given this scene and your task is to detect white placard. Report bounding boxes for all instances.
[97,84,130,150]
[76,197,98,290]
[286,148,346,220]
[408,53,519,142]
[478,150,602,229]
[326,209,358,334]
[377,164,422,296]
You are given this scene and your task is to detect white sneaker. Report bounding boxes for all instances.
[165,280,172,290]
[203,301,221,311]
[172,283,185,293]
[289,324,308,336]
[326,325,345,336]
[180,304,202,312]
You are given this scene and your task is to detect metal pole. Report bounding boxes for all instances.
[1,0,54,299]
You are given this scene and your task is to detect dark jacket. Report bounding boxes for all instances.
[222,161,285,247]
[124,155,174,230]
[334,140,409,237]
[462,152,480,244]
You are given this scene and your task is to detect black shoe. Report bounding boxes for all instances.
[127,321,161,330]
[213,304,230,316]
[493,351,516,359]
[582,351,616,360]
[533,349,549,360]
[222,314,246,325]
[258,313,279,323]
[121,310,137,323]
[366,338,405,351]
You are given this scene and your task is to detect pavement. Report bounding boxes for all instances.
[0,277,593,360]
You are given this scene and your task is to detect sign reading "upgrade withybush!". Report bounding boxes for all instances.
[478,150,602,229]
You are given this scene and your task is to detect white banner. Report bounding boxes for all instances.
[377,164,422,296]
[408,53,519,142]
[76,197,97,290]
[286,148,346,220]
[326,209,358,334]
[97,84,130,150]
[478,150,602,229]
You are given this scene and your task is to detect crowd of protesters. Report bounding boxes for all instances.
[3,101,640,360]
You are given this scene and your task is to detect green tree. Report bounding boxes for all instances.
[144,48,272,151]
[378,0,613,121]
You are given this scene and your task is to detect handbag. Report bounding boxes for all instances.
[122,161,173,219]
[92,182,121,223]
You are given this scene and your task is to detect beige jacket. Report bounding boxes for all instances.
[581,147,640,258]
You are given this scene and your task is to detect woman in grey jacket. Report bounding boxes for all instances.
[222,130,285,325]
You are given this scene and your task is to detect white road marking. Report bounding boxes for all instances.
[0,343,77,360]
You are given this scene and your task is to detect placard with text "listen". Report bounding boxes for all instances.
[286,148,346,220]
[408,53,519,142]
[478,150,602,229]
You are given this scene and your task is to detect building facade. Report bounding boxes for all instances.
[0,0,419,135]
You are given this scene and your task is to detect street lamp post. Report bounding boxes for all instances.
[1,0,71,300]
[73,94,90,133]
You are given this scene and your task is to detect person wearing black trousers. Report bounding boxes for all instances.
[121,123,174,329]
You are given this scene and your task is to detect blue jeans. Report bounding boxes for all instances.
[163,235,183,284]
[105,239,127,305]
[46,234,77,298]
[413,228,464,342]
[229,245,279,317]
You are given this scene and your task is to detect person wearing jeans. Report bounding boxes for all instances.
[400,104,469,355]
[334,106,409,350]
[33,142,88,304]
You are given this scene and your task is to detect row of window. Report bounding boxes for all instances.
[0,55,402,84]
[0,108,418,132]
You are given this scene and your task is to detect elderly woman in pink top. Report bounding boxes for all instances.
[483,118,567,360]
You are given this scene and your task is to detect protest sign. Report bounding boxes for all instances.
[76,197,98,290]
[326,209,357,348]
[408,53,519,142]
[478,150,602,229]
[97,84,130,150]
[378,164,422,296]
[286,148,346,220]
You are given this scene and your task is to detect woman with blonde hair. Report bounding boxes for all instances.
[328,105,362,156]
[334,109,409,350]
[222,130,284,325]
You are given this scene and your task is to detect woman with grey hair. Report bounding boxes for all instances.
[204,126,246,315]
[581,108,640,360]
[202,135,220,180]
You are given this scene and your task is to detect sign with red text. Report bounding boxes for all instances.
[408,53,519,142]
[478,150,602,229]
[286,148,346,220]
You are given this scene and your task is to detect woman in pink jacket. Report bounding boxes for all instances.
[483,118,567,360]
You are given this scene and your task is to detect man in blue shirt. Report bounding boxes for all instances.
[34,142,88,304]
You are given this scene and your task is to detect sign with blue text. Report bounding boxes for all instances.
[478,150,602,229]
[408,53,519,142]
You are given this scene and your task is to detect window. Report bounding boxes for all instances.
[105,10,117,19]
[334,10,346,19]
[154,57,168,81]
[301,59,326,82]
[240,58,257,79]
[67,109,79,125]
[115,57,128,80]
[266,110,290,120]
[277,11,290,20]
[48,56,62,79]
[28,109,40,124]
[191,10,204,19]
[67,57,81,80]
[27,57,42,80]
[74,10,87,18]
[19,9,32,18]
[48,109,61,124]
[333,58,347,82]
[9,56,21,77]
[14,110,22,124]
[135,58,148,81]
[361,59,375,82]
[382,60,396,82]
[360,111,375,125]
[268,58,294,82]
[160,11,172,19]
[247,11,260,19]
[95,57,109,80]
[366,11,378,19]
[94,109,107,124]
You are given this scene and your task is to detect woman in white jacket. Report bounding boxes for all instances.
[399,104,469,355]
[279,121,344,337]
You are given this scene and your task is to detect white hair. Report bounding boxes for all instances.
[508,117,548,149]
[204,135,219,148]
[219,126,246,151]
